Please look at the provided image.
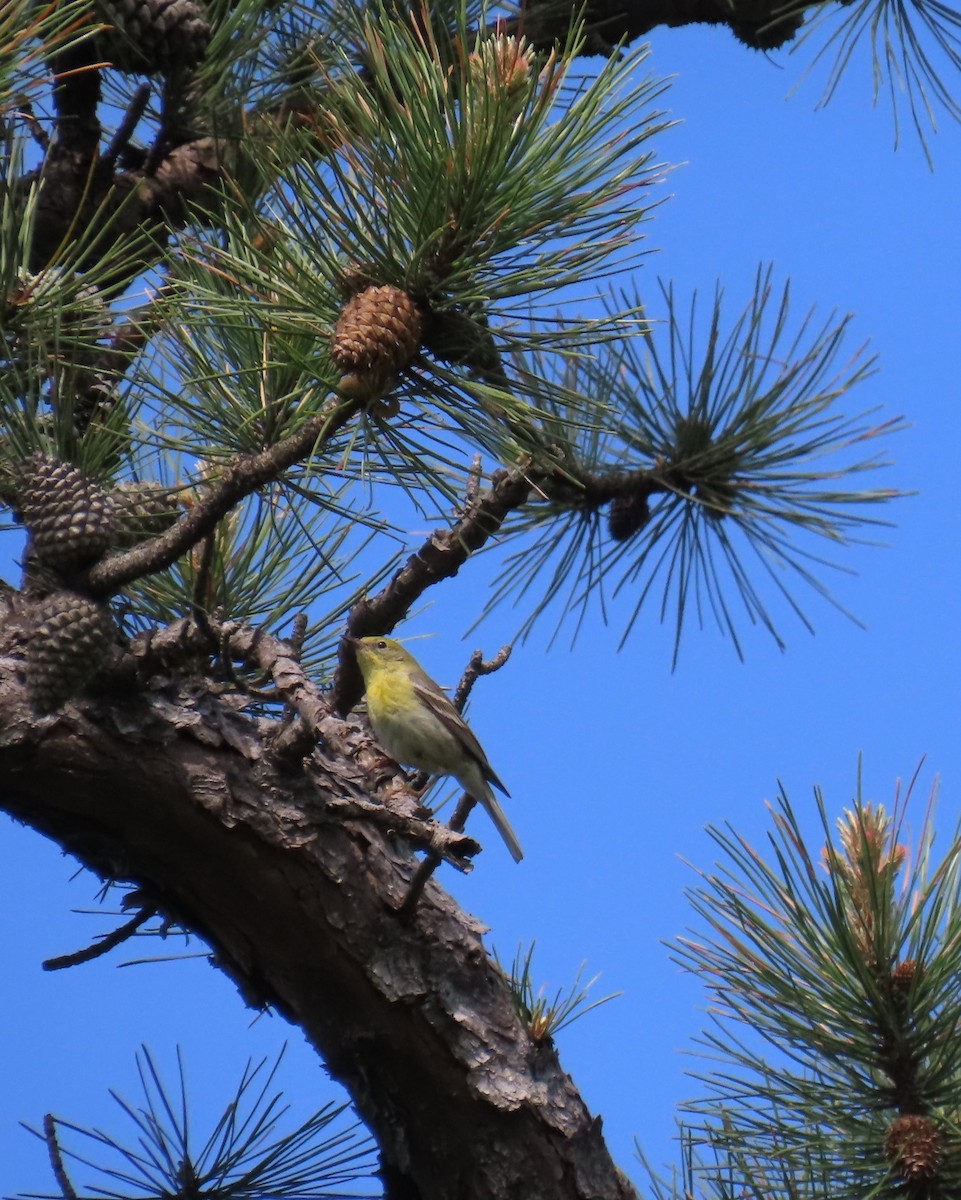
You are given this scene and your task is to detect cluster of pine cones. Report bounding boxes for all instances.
[92,0,212,75]
[11,454,180,712]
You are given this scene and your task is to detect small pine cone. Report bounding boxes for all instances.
[468,34,533,103]
[95,0,212,73]
[16,454,116,573]
[111,482,182,547]
[697,480,738,520]
[25,592,116,712]
[891,959,919,1003]
[608,492,650,542]
[884,1114,942,1182]
[331,285,423,386]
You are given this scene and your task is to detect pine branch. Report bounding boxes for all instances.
[0,656,637,1200]
[41,1115,78,1200]
[674,779,961,1196]
[84,394,363,594]
[41,905,156,971]
[26,1048,378,1200]
[334,466,532,715]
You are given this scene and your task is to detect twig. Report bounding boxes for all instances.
[190,531,217,629]
[452,644,512,711]
[224,622,323,709]
[42,906,156,971]
[288,612,309,661]
[334,467,532,715]
[144,67,198,175]
[325,797,480,870]
[461,452,484,512]
[101,83,150,172]
[84,393,363,595]
[271,613,312,747]
[399,646,513,918]
[13,100,50,151]
[399,791,478,919]
[43,1115,78,1200]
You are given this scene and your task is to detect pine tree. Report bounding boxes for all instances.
[1,0,957,1196]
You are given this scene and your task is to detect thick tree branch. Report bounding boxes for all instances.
[0,654,638,1200]
[518,0,806,51]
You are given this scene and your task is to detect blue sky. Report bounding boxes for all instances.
[4,15,961,1196]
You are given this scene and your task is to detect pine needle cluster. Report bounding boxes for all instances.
[669,773,961,1199]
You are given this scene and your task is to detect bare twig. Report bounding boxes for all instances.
[271,613,312,747]
[462,453,484,512]
[288,612,309,662]
[14,99,50,151]
[42,906,156,971]
[43,1114,78,1200]
[190,531,217,629]
[399,791,479,918]
[101,82,151,172]
[325,797,480,871]
[452,644,512,711]
[144,67,201,174]
[219,619,331,733]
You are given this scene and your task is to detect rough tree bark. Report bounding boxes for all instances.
[0,606,637,1200]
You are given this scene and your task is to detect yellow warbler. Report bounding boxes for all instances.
[349,636,523,863]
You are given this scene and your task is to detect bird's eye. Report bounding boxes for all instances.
[376,640,387,649]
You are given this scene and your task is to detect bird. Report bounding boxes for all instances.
[348,635,524,862]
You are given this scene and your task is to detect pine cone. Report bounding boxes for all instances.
[331,285,423,393]
[608,491,650,542]
[111,482,182,547]
[16,454,116,573]
[95,0,212,73]
[25,592,116,712]
[884,1114,942,1182]
[891,958,919,1003]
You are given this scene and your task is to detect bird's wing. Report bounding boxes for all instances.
[411,675,509,795]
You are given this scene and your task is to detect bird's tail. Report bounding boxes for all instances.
[477,783,524,863]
